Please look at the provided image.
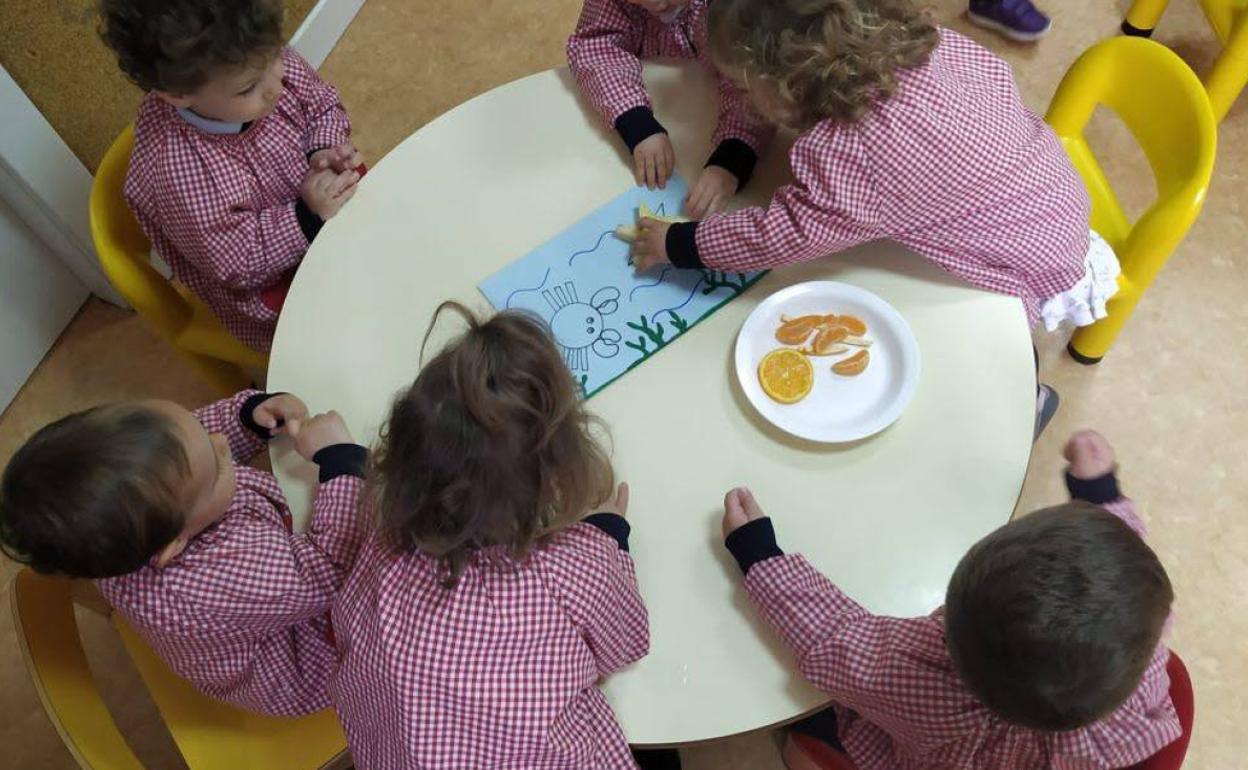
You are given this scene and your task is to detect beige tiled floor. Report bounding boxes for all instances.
[2,0,1247,768]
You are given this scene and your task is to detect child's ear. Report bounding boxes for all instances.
[155,537,188,567]
[153,90,194,109]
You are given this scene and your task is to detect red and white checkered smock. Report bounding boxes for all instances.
[330,518,649,770]
[741,493,1180,770]
[567,0,774,158]
[123,48,351,352]
[95,390,364,716]
[680,29,1091,324]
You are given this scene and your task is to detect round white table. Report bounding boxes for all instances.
[269,62,1036,746]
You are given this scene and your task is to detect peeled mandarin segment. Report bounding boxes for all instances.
[837,315,868,336]
[832,349,870,376]
[775,316,820,345]
[801,342,848,356]
[809,325,848,354]
[758,348,815,404]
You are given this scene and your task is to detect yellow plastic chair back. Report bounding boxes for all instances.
[10,569,348,770]
[1122,0,1248,121]
[89,126,267,394]
[1045,37,1216,361]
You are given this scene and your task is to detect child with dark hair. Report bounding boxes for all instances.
[631,0,1117,427]
[567,0,774,216]
[0,390,368,716]
[99,0,364,352]
[718,430,1180,770]
[330,303,664,769]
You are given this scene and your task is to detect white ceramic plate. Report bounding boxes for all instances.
[735,281,921,443]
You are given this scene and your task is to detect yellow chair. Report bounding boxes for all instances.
[1045,36,1216,362]
[10,569,349,770]
[90,126,268,394]
[1122,0,1248,122]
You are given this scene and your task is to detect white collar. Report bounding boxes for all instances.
[175,107,245,135]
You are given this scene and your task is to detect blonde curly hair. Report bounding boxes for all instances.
[707,0,939,129]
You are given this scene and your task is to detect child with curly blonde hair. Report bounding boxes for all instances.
[631,0,1116,425]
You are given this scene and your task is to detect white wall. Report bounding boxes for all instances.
[0,195,89,412]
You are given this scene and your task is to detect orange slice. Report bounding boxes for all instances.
[775,315,821,345]
[836,315,868,336]
[832,349,870,376]
[806,325,848,355]
[758,348,815,404]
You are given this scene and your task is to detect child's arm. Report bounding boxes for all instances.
[547,484,650,678]
[567,0,665,154]
[195,430,367,630]
[645,130,884,272]
[147,166,333,297]
[280,48,353,159]
[1064,431,1146,537]
[722,489,934,731]
[704,75,777,191]
[194,391,308,465]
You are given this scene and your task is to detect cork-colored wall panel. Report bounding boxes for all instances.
[0,0,317,173]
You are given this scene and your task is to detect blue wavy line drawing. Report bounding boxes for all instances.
[628,267,672,301]
[567,229,617,267]
[649,277,704,323]
[504,267,551,309]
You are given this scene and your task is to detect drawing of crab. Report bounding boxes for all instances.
[543,282,622,371]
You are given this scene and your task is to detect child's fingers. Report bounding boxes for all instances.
[285,418,301,437]
[645,153,657,189]
[634,153,646,187]
[614,482,630,516]
[740,487,765,520]
[655,153,668,189]
[331,171,361,197]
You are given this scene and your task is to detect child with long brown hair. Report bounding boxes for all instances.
[631,0,1119,429]
[329,303,666,769]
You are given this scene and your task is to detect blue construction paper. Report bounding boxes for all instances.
[479,177,765,397]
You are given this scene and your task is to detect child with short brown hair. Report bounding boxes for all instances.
[330,303,657,769]
[99,0,364,352]
[0,390,367,715]
[719,431,1180,770]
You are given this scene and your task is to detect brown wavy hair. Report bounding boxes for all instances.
[99,0,283,93]
[364,302,615,587]
[707,0,939,128]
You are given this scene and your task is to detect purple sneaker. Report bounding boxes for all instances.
[968,0,1052,42]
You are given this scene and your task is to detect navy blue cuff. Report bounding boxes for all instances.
[724,517,784,575]
[705,138,757,189]
[312,444,368,482]
[614,106,666,153]
[583,513,631,551]
[294,199,324,243]
[1065,470,1121,505]
[667,221,703,269]
[239,392,287,440]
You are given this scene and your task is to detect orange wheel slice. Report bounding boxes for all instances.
[758,348,815,404]
[775,315,821,345]
[831,349,870,376]
[836,315,868,336]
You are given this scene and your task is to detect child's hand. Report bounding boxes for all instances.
[1064,430,1117,480]
[594,482,630,518]
[685,166,738,219]
[301,167,360,220]
[631,218,673,271]
[253,393,308,436]
[309,142,365,174]
[286,410,355,463]
[722,486,767,539]
[633,133,675,190]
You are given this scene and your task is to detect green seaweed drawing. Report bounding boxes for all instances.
[700,270,753,296]
[622,310,692,367]
[577,374,589,396]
